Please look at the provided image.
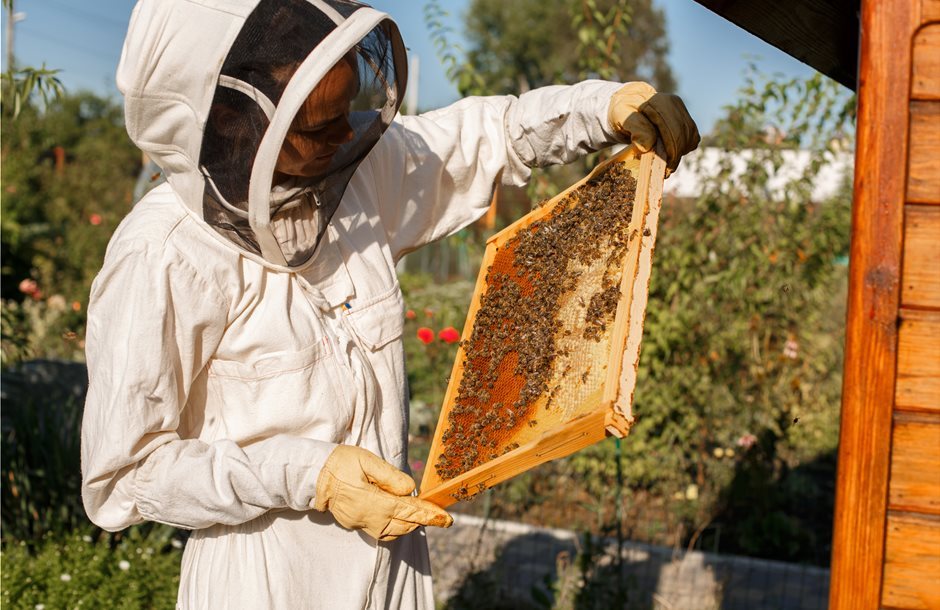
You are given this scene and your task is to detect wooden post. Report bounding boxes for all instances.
[828,0,917,607]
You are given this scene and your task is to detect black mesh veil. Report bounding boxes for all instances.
[198,0,406,267]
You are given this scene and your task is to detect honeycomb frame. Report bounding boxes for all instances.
[419,145,667,508]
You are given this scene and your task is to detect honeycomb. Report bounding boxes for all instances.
[431,161,640,493]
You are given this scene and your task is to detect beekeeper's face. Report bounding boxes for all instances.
[275,59,357,181]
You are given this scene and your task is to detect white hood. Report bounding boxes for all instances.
[117,0,407,267]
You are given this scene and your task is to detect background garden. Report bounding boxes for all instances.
[2,0,855,607]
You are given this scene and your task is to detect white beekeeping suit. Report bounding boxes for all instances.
[81,0,698,607]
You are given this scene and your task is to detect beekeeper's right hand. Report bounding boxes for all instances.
[313,444,453,541]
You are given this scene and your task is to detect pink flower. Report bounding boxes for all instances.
[18,278,38,296]
[405,309,417,320]
[89,213,103,226]
[783,338,799,359]
[438,327,460,344]
[410,460,425,471]
[736,433,758,449]
[417,327,434,344]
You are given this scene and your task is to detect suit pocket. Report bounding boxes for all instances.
[205,337,352,443]
[343,282,404,351]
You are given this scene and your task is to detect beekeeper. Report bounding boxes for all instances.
[80,0,699,607]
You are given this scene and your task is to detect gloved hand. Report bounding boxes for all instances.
[608,82,700,173]
[313,444,453,541]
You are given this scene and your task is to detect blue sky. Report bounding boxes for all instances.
[2,0,826,132]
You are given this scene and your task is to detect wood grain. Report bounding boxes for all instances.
[913,25,940,99]
[419,409,610,507]
[902,205,940,308]
[602,149,668,437]
[896,309,940,412]
[882,512,940,609]
[924,0,940,22]
[908,101,940,203]
[889,412,940,514]
[829,0,913,608]
[613,151,668,429]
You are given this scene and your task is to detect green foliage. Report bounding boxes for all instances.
[564,69,855,563]
[1,65,64,120]
[2,364,88,542]
[706,66,856,150]
[571,0,633,82]
[450,0,675,96]
[1,90,139,361]
[1,529,182,609]
[427,0,676,208]
[1,90,139,300]
[423,0,487,97]
[1,297,86,367]
[400,273,473,404]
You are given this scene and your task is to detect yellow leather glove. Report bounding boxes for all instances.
[313,445,453,541]
[608,82,701,173]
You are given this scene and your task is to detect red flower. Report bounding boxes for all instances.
[89,213,103,226]
[417,327,434,344]
[424,308,434,318]
[736,433,758,449]
[18,278,38,296]
[405,309,417,320]
[438,327,460,344]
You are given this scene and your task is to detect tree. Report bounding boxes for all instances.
[1,90,140,365]
[460,0,676,96]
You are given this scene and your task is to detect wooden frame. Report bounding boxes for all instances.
[420,146,667,508]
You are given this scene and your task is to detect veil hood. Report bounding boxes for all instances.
[118,0,407,267]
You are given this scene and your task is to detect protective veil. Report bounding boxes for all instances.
[82,0,631,607]
[124,0,406,267]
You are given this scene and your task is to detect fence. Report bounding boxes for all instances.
[427,513,830,610]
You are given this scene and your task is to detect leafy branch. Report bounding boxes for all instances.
[2,64,65,119]
[571,0,632,80]
[2,0,65,118]
[423,0,486,97]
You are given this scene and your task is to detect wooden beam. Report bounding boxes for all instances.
[691,0,860,89]
[828,0,913,607]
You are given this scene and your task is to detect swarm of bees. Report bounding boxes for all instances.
[435,163,639,490]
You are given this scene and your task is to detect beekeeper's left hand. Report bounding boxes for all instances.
[608,81,700,173]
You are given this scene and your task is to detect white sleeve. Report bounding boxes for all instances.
[80,238,333,531]
[366,80,625,260]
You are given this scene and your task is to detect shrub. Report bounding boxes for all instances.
[1,528,182,609]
